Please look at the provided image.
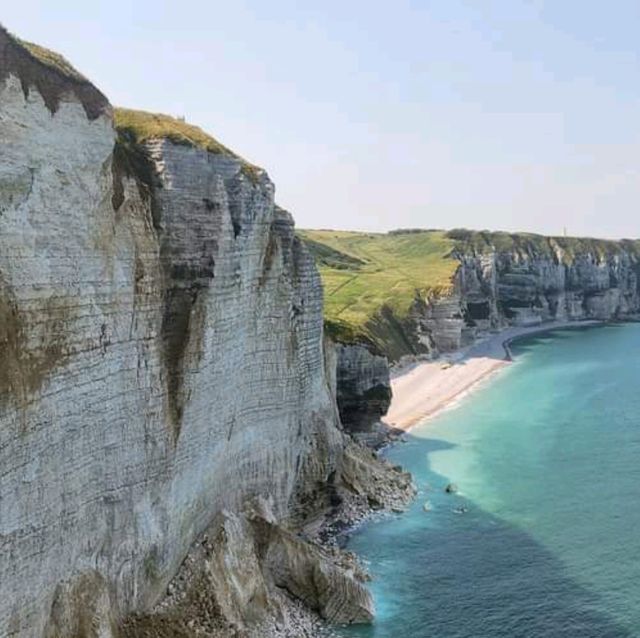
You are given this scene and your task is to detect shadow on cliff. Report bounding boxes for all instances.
[337,435,633,638]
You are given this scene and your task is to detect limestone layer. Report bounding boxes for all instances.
[400,246,640,359]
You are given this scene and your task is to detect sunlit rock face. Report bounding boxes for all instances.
[0,29,344,636]
[458,247,639,328]
[411,246,640,355]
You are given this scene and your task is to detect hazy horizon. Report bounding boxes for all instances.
[5,1,640,239]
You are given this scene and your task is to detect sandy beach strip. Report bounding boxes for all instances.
[383,321,601,432]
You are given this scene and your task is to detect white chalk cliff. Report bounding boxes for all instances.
[0,27,413,637]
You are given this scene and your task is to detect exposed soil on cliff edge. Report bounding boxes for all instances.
[0,24,110,119]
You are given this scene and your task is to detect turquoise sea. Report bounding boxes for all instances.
[342,323,640,638]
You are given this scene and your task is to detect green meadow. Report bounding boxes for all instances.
[299,229,459,350]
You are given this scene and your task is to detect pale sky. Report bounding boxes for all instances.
[4,1,640,238]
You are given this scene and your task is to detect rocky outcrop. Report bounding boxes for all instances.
[120,497,376,638]
[332,343,392,442]
[117,443,414,638]
[337,439,414,515]
[0,28,410,638]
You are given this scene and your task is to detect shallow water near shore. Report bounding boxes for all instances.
[342,323,640,638]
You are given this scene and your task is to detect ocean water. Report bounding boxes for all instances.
[342,323,640,638]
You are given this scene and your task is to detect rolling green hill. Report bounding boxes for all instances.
[298,229,459,354]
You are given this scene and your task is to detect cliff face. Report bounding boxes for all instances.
[0,28,405,637]
[426,237,640,353]
[392,240,640,362]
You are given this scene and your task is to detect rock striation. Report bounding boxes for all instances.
[0,27,412,637]
[429,234,640,353]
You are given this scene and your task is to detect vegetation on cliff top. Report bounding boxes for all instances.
[4,27,258,170]
[1,25,109,120]
[15,38,88,82]
[448,228,640,261]
[299,229,459,350]
[302,228,640,352]
[1,25,87,82]
[114,108,261,181]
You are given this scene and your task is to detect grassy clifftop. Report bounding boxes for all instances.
[1,25,88,83]
[15,39,88,83]
[299,229,459,351]
[449,228,640,261]
[114,108,237,156]
[0,25,109,119]
[114,108,261,181]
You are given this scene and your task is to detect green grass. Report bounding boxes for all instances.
[299,229,459,350]
[114,108,261,181]
[448,229,640,262]
[11,35,88,83]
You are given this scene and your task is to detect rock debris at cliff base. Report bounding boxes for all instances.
[119,448,415,638]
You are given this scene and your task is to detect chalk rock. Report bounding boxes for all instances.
[0,29,345,636]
